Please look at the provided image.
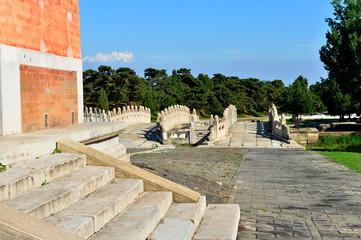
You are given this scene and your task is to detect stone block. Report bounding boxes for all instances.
[91,191,172,240]
[5,166,114,219]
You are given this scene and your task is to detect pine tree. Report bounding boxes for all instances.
[97,88,109,111]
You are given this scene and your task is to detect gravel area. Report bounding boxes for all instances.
[130,147,245,204]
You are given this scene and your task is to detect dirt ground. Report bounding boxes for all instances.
[130,147,245,204]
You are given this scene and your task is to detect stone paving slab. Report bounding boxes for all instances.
[210,122,303,149]
[233,148,361,239]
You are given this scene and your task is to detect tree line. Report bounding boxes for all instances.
[83,66,325,118]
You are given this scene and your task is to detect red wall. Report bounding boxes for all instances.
[20,65,78,132]
[0,0,81,58]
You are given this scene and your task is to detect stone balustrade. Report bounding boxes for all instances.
[208,104,237,141]
[269,104,291,140]
[157,105,198,141]
[84,105,151,124]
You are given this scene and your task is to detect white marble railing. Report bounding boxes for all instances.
[269,104,291,140]
[209,104,237,141]
[84,105,151,124]
[157,105,199,141]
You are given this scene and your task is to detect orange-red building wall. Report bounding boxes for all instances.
[20,65,78,132]
[0,0,81,58]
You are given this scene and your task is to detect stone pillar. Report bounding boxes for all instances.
[209,114,214,126]
[215,115,219,140]
[189,122,195,145]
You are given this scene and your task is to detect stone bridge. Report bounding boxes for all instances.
[156,104,237,145]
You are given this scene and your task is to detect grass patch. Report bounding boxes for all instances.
[309,134,361,150]
[309,134,361,173]
[52,148,63,154]
[319,151,361,173]
[41,180,49,186]
[0,163,6,172]
[175,144,196,148]
[237,114,249,118]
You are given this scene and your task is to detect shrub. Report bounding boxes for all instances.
[0,163,7,172]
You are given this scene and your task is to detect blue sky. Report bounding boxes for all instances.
[79,0,334,85]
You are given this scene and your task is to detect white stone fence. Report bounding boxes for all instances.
[84,105,151,124]
[269,104,291,140]
[157,105,199,141]
[208,104,237,141]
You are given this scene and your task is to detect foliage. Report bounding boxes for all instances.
[83,66,324,116]
[0,163,6,172]
[97,88,109,111]
[285,76,314,119]
[41,180,48,186]
[318,0,361,114]
[311,78,353,120]
[52,148,63,154]
[311,134,361,150]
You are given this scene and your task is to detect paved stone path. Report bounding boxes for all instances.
[233,148,361,239]
[211,122,302,149]
[122,121,361,239]
[118,123,160,149]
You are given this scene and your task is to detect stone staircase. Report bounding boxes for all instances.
[0,152,240,240]
[86,136,130,162]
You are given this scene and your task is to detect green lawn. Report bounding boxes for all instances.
[318,151,361,174]
[308,134,361,173]
[309,134,361,150]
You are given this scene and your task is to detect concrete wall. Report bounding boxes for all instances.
[0,0,83,135]
[290,128,318,145]
[0,44,83,135]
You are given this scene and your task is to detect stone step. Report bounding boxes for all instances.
[0,153,86,201]
[149,196,206,240]
[88,138,129,162]
[193,204,240,240]
[91,191,172,240]
[101,144,127,157]
[46,178,143,239]
[5,166,114,219]
[92,143,129,163]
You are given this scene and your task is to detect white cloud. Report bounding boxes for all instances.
[83,51,134,63]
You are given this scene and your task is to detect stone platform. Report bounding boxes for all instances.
[0,122,128,166]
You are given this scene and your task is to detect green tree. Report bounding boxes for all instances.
[97,88,109,111]
[163,95,176,109]
[312,78,352,120]
[143,90,156,112]
[144,68,167,86]
[319,0,361,113]
[286,76,314,119]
